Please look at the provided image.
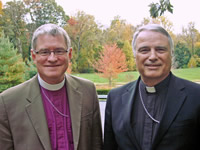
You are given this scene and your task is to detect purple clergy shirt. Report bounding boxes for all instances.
[40,85,74,150]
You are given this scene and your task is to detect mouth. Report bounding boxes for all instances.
[145,64,161,69]
[45,65,61,67]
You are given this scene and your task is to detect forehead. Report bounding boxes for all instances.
[136,30,169,48]
[36,34,66,48]
[137,30,168,41]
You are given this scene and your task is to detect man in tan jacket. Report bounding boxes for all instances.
[0,24,103,150]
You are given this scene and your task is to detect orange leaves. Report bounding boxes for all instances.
[94,43,128,85]
[68,17,77,26]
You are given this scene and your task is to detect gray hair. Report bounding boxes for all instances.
[132,24,174,56]
[31,24,71,50]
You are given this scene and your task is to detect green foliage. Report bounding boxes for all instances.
[149,0,173,18]
[195,47,200,57]
[25,0,69,27]
[64,11,103,73]
[96,89,110,95]
[179,22,198,56]
[0,32,25,92]
[0,0,29,60]
[122,40,136,71]
[193,55,200,67]
[103,16,134,44]
[187,56,197,68]
[174,42,191,68]
[1,0,69,62]
[1,0,200,75]
[24,59,37,80]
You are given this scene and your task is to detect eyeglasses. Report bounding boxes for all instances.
[35,48,69,56]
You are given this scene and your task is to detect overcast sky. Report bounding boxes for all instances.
[56,0,200,34]
[2,0,200,34]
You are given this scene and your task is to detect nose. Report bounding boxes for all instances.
[149,49,158,61]
[47,52,57,62]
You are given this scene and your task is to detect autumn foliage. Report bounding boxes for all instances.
[94,44,128,86]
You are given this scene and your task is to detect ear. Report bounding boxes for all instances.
[68,48,72,59]
[31,49,36,63]
[133,49,136,58]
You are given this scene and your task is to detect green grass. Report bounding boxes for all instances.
[72,67,200,84]
[171,68,200,82]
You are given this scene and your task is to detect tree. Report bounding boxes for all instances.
[193,55,200,67]
[24,0,69,61]
[174,42,191,68]
[94,44,128,86]
[195,42,200,57]
[102,16,136,71]
[0,0,2,15]
[103,16,135,44]
[24,0,68,27]
[64,11,103,73]
[179,22,198,56]
[122,40,136,71]
[0,32,25,92]
[24,59,37,80]
[0,0,28,60]
[149,0,173,18]
[187,56,197,68]
[138,16,174,34]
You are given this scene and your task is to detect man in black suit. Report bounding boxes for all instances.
[103,24,200,150]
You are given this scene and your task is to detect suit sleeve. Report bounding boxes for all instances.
[0,95,14,150]
[91,84,103,149]
[103,92,118,150]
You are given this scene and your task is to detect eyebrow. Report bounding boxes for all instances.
[38,47,66,51]
[137,46,149,50]
[155,46,168,50]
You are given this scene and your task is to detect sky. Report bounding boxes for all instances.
[55,0,200,34]
[2,0,200,34]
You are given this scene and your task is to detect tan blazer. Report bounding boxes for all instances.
[0,74,103,150]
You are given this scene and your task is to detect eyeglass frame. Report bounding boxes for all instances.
[34,48,70,56]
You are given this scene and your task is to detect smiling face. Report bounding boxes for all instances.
[135,30,172,86]
[31,34,72,84]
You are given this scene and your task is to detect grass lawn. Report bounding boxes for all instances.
[171,68,200,82]
[72,67,200,84]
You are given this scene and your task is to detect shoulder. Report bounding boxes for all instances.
[173,74,200,87]
[108,80,137,96]
[172,74,200,93]
[66,74,94,86]
[65,74,96,93]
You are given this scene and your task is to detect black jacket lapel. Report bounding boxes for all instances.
[122,80,142,150]
[152,75,187,149]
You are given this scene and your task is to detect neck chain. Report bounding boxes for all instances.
[41,88,69,117]
[139,84,160,123]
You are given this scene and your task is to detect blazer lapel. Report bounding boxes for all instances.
[152,75,187,149]
[65,75,82,150]
[25,76,52,150]
[122,80,141,150]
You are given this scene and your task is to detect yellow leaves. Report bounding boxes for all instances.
[0,0,2,15]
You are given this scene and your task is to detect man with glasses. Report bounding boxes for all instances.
[0,24,103,150]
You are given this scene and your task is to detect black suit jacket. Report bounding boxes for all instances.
[104,74,200,150]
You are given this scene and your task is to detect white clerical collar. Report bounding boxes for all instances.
[38,74,65,91]
[146,86,156,93]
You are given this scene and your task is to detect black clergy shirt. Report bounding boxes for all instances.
[131,74,171,150]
